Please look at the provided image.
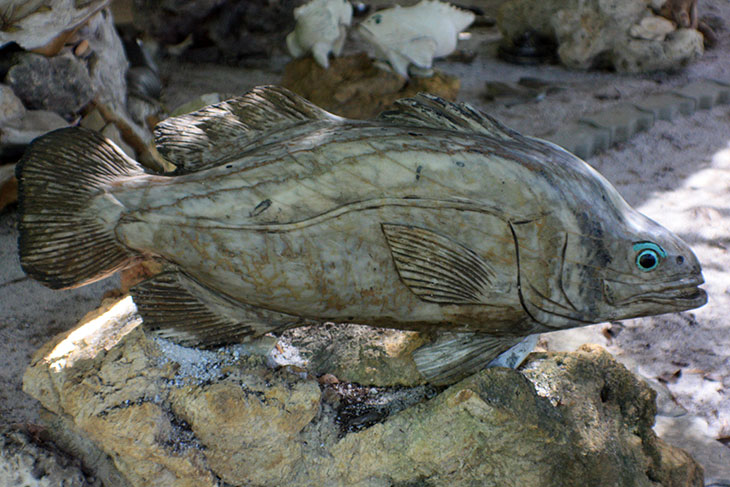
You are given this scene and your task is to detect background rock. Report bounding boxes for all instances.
[0,109,69,159]
[5,52,94,117]
[0,0,110,53]
[75,8,129,108]
[22,298,704,486]
[613,29,704,73]
[281,53,460,119]
[132,0,303,64]
[497,0,704,72]
[0,84,25,124]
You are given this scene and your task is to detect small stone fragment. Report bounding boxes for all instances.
[319,373,340,385]
[630,15,676,41]
[74,39,91,57]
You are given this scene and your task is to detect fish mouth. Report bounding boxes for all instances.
[604,275,708,311]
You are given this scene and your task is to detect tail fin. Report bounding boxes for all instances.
[17,127,146,289]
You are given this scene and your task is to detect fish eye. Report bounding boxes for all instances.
[633,242,666,272]
[637,249,658,271]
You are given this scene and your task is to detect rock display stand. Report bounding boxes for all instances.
[22,297,703,487]
[281,53,460,119]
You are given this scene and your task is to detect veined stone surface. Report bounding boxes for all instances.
[0,0,110,52]
[22,297,703,486]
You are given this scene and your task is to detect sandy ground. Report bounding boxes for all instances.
[1,0,729,473]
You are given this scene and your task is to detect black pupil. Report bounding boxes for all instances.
[639,252,657,269]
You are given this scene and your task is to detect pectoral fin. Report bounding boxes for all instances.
[131,271,304,348]
[413,332,525,386]
[399,36,437,68]
[382,223,495,305]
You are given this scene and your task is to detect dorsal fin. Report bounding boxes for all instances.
[154,85,342,173]
[377,93,520,141]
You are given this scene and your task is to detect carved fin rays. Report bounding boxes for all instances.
[131,271,307,348]
[154,85,343,173]
[382,224,496,305]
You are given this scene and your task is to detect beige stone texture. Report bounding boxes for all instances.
[21,299,703,487]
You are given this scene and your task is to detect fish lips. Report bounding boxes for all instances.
[603,275,708,312]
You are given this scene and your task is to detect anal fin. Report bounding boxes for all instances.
[131,271,304,348]
[413,332,525,386]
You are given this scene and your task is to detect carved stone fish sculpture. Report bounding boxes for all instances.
[286,0,353,69]
[357,0,475,77]
[17,86,707,385]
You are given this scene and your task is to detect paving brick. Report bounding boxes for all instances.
[632,93,696,121]
[580,103,655,145]
[544,122,611,160]
[672,80,730,109]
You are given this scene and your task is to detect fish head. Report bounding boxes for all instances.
[595,207,707,320]
[512,154,706,330]
[358,7,401,44]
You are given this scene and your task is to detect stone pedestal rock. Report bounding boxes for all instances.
[22,297,704,486]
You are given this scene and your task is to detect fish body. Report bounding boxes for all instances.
[286,0,353,69]
[17,86,707,384]
[357,0,475,77]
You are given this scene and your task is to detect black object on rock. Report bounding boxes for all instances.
[498,30,556,65]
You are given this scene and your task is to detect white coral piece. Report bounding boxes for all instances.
[357,0,475,78]
[286,0,353,69]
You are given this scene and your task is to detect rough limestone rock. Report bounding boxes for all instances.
[281,324,428,386]
[281,53,460,119]
[497,0,704,72]
[22,297,703,486]
[0,425,100,487]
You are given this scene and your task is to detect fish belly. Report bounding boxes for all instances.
[119,204,526,334]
